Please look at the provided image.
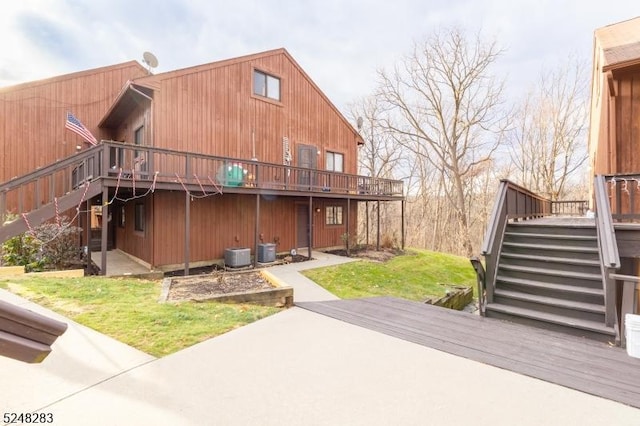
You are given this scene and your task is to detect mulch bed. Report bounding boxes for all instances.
[167,271,275,302]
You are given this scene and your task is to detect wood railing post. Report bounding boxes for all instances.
[0,191,5,224]
[35,179,41,209]
[610,274,640,348]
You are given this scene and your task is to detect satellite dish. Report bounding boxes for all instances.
[142,51,159,70]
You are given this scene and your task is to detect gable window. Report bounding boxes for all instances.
[326,151,344,173]
[134,203,145,232]
[253,69,281,101]
[325,206,343,226]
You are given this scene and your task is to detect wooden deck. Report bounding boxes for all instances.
[297,297,640,409]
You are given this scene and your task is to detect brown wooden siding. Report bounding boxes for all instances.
[2,51,376,268]
[0,62,147,181]
[149,51,359,176]
[615,70,640,173]
[312,198,358,249]
[146,192,359,268]
[0,62,147,214]
[113,196,153,264]
[150,192,298,267]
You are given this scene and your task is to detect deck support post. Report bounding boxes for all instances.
[100,186,108,276]
[365,201,369,246]
[401,199,405,250]
[85,200,92,275]
[0,191,5,224]
[376,200,380,251]
[184,192,190,276]
[254,194,260,267]
[308,196,313,259]
[346,198,351,256]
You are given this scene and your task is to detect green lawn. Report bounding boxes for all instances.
[0,276,279,357]
[303,249,476,301]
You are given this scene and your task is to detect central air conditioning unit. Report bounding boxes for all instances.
[224,248,251,267]
[257,243,276,263]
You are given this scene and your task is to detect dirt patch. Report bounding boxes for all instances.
[167,271,274,302]
[326,247,401,262]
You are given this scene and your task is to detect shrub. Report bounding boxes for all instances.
[1,216,82,271]
[1,233,44,271]
[381,232,398,249]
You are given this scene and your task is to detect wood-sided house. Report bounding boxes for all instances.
[0,49,404,274]
[589,16,640,180]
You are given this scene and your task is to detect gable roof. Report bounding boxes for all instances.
[98,81,153,128]
[0,61,148,93]
[128,48,363,142]
[595,16,640,72]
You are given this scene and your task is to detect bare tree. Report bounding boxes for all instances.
[349,96,403,247]
[507,57,588,200]
[376,27,508,256]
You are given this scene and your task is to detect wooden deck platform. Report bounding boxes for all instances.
[297,297,640,409]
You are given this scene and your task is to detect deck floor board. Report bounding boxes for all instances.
[297,297,640,409]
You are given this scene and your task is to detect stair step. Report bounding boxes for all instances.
[504,232,596,241]
[502,242,598,253]
[486,303,615,336]
[497,264,601,281]
[493,289,605,314]
[495,276,604,296]
[507,220,595,229]
[499,253,600,267]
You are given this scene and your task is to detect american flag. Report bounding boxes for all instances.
[65,112,98,146]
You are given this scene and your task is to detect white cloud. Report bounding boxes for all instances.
[0,0,638,110]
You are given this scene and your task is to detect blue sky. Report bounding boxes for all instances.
[1,0,638,111]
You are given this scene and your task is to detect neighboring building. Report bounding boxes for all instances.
[0,49,404,273]
[589,16,640,178]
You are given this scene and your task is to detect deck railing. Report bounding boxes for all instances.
[604,173,640,221]
[551,200,588,216]
[0,145,104,225]
[0,142,403,225]
[101,141,403,197]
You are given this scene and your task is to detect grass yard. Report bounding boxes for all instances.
[303,249,476,301]
[0,276,280,357]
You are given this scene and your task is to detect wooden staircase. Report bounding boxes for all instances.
[485,220,616,343]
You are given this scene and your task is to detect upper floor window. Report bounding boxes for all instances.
[326,151,344,173]
[134,126,144,145]
[253,70,281,101]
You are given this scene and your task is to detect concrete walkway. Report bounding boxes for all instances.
[91,249,157,277]
[0,289,154,414]
[2,253,640,425]
[267,251,358,302]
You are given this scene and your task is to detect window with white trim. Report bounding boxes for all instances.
[326,151,344,172]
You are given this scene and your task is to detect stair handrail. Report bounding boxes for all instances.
[480,180,552,305]
[0,144,105,192]
[594,175,620,334]
[480,180,508,306]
